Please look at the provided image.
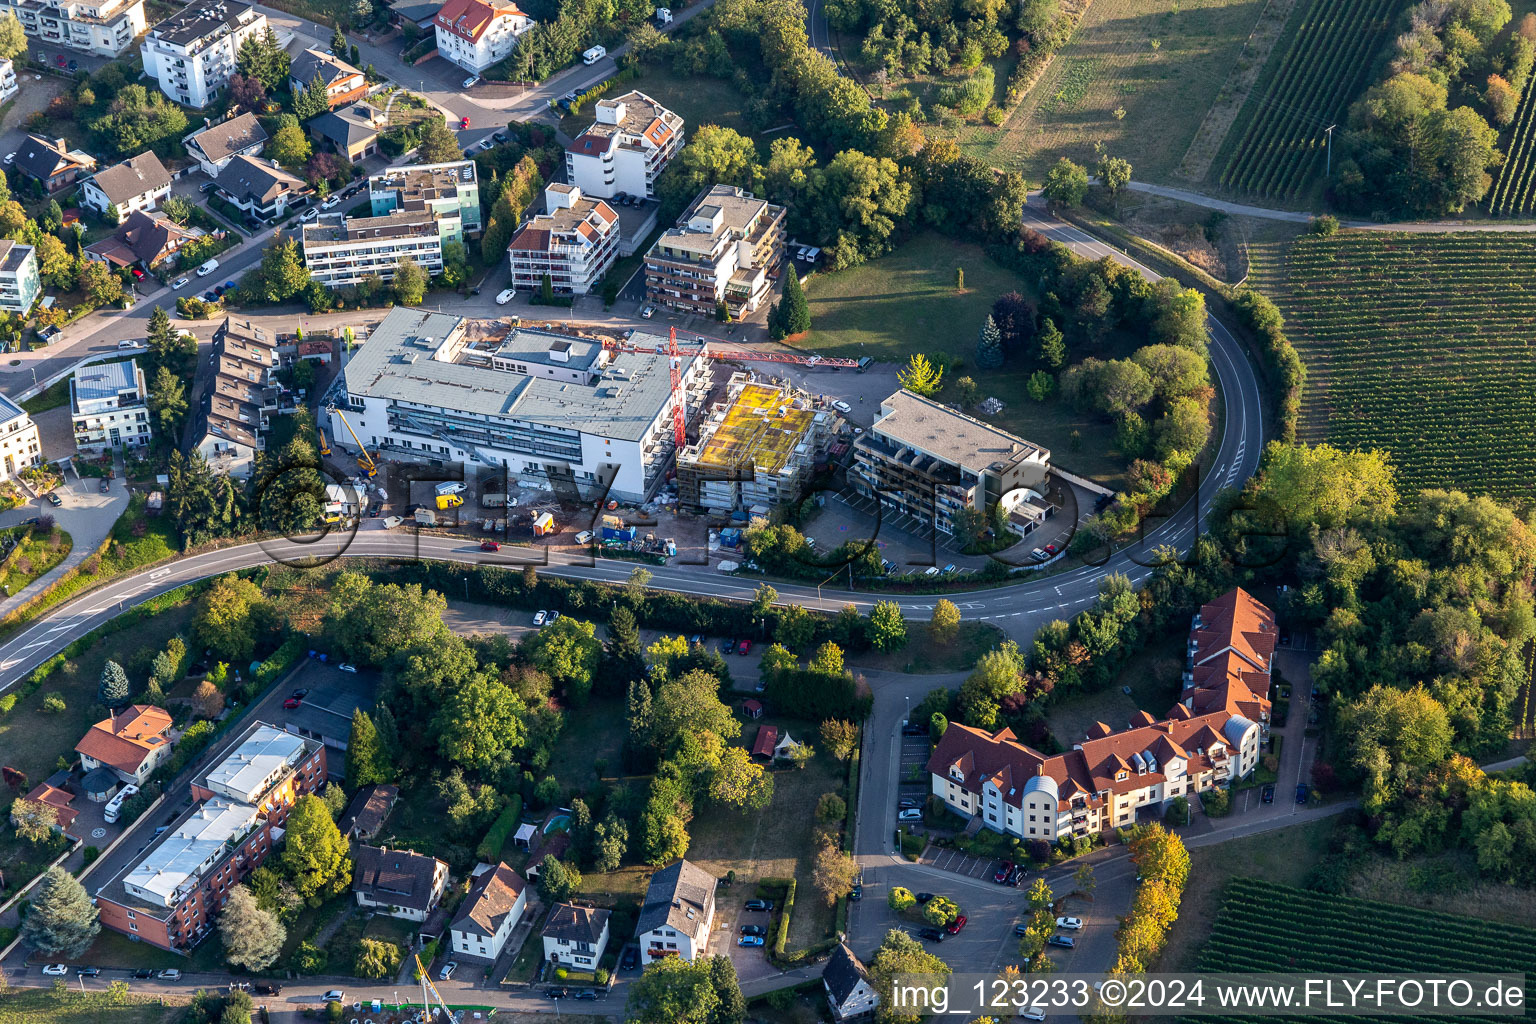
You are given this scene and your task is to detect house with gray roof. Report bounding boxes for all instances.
[79,152,172,221]
[14,134,96,193]
[637,859,716,964]
[184,113,269,177]
[289,48,367,111]
[823,942,879,1019]
[451,862,528,961]
[214,154,312,222]
[541,903,609,969]
[353,844,449,921]
[308,102,385,162]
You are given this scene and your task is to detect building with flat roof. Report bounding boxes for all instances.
[851,390,1054,538]
[676,373,830,513]
[71,358,151,453]
[141,0,267,108]
[328,307,708,501]
[193,723,310,805]
[0,0,146,56]
[303,209,448,288]
[0,240,41,315]
[644,184,785,318]
[506,183,619,297]
[0,392,41,481]
[565,90,682,200]
[183,112,268,177]
[434,0,531,73]
[369,160,480,241]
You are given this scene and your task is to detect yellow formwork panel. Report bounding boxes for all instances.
[692,383,816,474]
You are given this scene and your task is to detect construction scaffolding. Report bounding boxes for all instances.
[676,373,831,513]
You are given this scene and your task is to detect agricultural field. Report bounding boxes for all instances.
[959,0,1270,182]
[1488,82,1536,215]
[1211,0,1400,200]
[1249,233,1536,497]
[1187,879,1536,1023]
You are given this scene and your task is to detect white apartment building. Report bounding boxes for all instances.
[71,359,152,453]
[141,0,268,109]
[368,160,480,240]
[506,183,619,296]
[0,0,145,56]
[0,394,42,482]
[644,184,786,317]
[302,210,447,288]
[79,152,173,222]
[330,307,709,502]
[0,240,41,315]
[636,860,715,965]
[564,90,683,200]
[433,0,531,74]
[0,59,18,103]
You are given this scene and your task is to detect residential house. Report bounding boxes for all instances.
[84,209,196,271]
[636,859,715,965]
[308,102,385,162]
[851,390,1055,538]
[643,184,786,317]
[302,209,447,288]
[352,844,449,922]
[13,134,96,193]
[338,783,399,840]
[78,152,173,222]
[565,90,683,200]
[0,394,42,480]
[387,0,437,30]
[141,0,269,109]
[0,0,146,56]
[0,58,17,103]
[433,0,532,74]
[0,241,41,315]
[183,113,268,177]
[823,942,879,1020]
[368,160,480,240]
[541,903,609,969]
[71,359,151,452]
[20,782,78,835]
[289,48,367,110]
[74,704,174,785]
[505,183,619,297]
[450,863,528,961]
[214,155,313,223]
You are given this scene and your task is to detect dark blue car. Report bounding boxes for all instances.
[1295,784,1309,805]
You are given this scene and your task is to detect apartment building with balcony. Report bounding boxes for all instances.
[433,0,531,73]
[0,59,18,102]
[0,240,41,315]
[368,159,479,240]
[329,307,708,501]
[79,151,173,222]
[0,0,145,56]
[0,394,42,482]
[850,389,1053,537]
[95,722,325,952]
[506,183,618,296]
[192,318,283,478]
[565,90,683,200]
[927,589,1271,841]
[644,184,785,318]
[303,210,448,288]
[71,358,151,453]
[141,0,268,109]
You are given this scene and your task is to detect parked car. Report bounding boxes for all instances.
[460,116,471,128]
[533,610,548,626]
[1046,934,1075,949]
[901,723,926,736]
[945,915,967,935]
[438,962,457,981]
[46,491,62,507]
[300,208,319,223]
[546,611,560,623]
[199,181,218,193]
[203,291,217,301]
[744,899,773,912]
[462,76,478,88]
[130,267,145,280]
[574,989,598,1000]
[1295,784,1309,805]
[897,797,922,809]
[479,138,495,150]
[291,689,309,699]
[914,892,934,903]
[1261,784,1275,804]
[740,924,766,937]
[620,947,639,970]
[132,969,153,979]
[283,697,301,709]
[737,639,752,655]
[337,663,357,673]
[1021,1005,1048,1021]
[916,927,945,943]
[898,808,923,822]
[2,153,14,165]
[172,277,189,290]
[42,965,67,976]
[993,861,1013,883]
[253,983,281,995]
[1014,923,1030,937]
[1056,916,1083,930]
[493,131,508,142]
[480,540,501,551]
[546,987,568,999]
[640,305,655,318]
[99,479,109,493]
[1007,866,1024,886]
[496,288,517,305]
[321,195,340,209]
[738,935,765,947]
[161,970,184,982]
[848,884,862,901]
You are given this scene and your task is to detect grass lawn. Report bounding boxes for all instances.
[851,621,1004,674]
[1043,630,1186,747]
[959,0,1271,184]
[0,524,72,596]
[548,696,629,786]
[21,377,71,415]
[71,927,189,972]
[0,988,189,1024]
[559,66,751,139]
[1347,853,1536,930]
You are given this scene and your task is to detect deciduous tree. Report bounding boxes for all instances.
[1042,157,1089,206]
[812,845,859,906]
[708,747,774,810]
[280,794,352,902]
[868,601,907,652]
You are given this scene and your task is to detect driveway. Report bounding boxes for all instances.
[0,465,127,618]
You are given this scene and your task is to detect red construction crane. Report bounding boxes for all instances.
[668,326,685,447]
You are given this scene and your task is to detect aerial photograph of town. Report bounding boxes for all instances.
[0,0,1530,1021]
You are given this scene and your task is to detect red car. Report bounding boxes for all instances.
[460,116,471,129]
[282,697,301,709]
[737,639,752,655]
[480,540,500,551]
[945,915,968,935]
[1043,543,1058,555]
[130,267,145,279]
[993,861,1013,884]
[55,54,66,67]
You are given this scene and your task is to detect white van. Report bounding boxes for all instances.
[195,258,219,277]
[582,45,606,64]
[434,481,466,497]
[655,7,672,23]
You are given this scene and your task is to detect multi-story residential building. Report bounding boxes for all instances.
[84,209,195,271]
[0,59,18,103]
[636,859,715,965]
[676,373,831,514]
[542,904,609,968]
[0,240,41,315]
[78,151,173,222]
[369,160,480,240]
[74,705,174,786]
[192,318,282,478]
[214,154,313,223]
[851,390,1055,538]
[927,589,1272,840]
[140,0,268,109]
[506,183,619,297]
[644,184,786,317]
[0,0,145,56]
[450,863,528,962]
[564,91,683,200]
[302,209,447,288]
[70,359,151,453]
[329,307,708,501]
[13,134,96,193]
[352,844,448,922]
[95,722,325,951]
[309,102,384,162]
[433,0,531,74]
[0,394,42,481]
[183,112,268,177]
[289,48,367,110]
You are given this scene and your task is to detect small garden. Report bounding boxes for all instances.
[0,519,72,597]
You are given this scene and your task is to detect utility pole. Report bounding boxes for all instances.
[1323,124,1337,178]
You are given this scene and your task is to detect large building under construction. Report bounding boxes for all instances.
[676,374,831,513]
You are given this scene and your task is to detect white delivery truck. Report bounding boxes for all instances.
[583,45,606,64]
[195,258,220,277]
[434,481,466,496]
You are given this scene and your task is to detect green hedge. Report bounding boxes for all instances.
[476,794,524,862]
[249,636,305,698]
[842,749,860,854]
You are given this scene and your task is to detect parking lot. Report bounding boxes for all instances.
[921,845,1005,881]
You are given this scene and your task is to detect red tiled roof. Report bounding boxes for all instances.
[75,704,172,776]
[23,783,77,831]
[751,725,779,758]
[435,0,525,43]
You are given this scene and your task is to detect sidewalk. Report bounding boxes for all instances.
[0,457,127,619]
